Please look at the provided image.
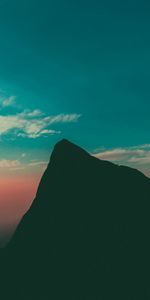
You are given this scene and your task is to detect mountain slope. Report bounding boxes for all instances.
[2,139,150,300]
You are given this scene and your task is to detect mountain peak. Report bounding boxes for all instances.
[54,139,82,150]
[55,139,76,148]
[3,139,150,300]
[50,139,89,162]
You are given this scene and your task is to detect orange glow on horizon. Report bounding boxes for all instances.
[0,175,41,233]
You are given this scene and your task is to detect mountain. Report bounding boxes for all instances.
[1,139,150,300]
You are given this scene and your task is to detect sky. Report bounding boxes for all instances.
[0,0,150,243]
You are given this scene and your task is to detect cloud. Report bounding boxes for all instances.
[26,109,44,117]
[0,158,48,172]
[0,110,81,139]
[28,161,48,167]
[93,144,150,176]
[0,160,21,168]
[128,154,150,164]
[94,148,145,163]
[1,96,16,107]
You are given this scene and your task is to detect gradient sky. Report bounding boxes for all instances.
[0,0,150,241]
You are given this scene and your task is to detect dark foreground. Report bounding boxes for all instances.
[1,139,150,299]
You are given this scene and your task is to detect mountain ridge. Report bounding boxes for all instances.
[1,139,150,300]
[50,138,148,180]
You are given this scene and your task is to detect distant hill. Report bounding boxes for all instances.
[1,139,150,299]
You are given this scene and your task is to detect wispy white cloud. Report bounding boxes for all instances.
[0,95,81,138]
[0,159,21,168]
[0,109,81,139]
[94,148,145,163]
[0,158,48,172]
[26,109,44,117]
[28,161,48,167]
[1,96,16,107]
[93,144,150,177]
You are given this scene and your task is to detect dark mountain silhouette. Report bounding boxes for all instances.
[1,139,150,299]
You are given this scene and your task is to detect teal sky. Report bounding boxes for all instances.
[1,0,150,239]
[0,0,150,174]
